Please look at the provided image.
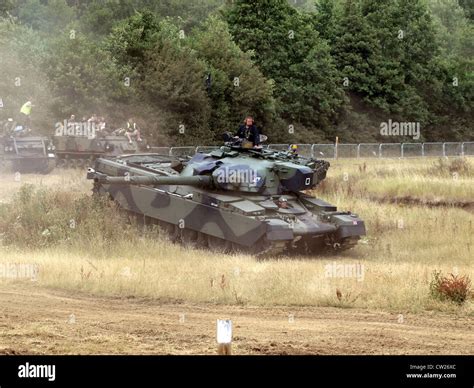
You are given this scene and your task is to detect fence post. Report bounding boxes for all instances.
[378,144,383,158]
[442,143,446,157]
[421,143,425,157]
[357,144,360,158]
[401,143,404,158]
[461,142,465,157]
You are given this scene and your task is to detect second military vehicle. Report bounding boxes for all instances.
[1,119,56,173]
[54,134,147,168]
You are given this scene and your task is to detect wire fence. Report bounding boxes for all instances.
[150,142,474,159]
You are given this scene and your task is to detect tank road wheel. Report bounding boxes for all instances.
[207,235,232,254]
[125,210,147,229]
[75,159,85,168]
[92,182,104,197]
[66,159,75,169]
[324,235,360,252]
[284,238,310,255]
[87,156,95,168]
[39,159,55,174]
[231,238,272,257]
[159,222,180,242]
[196,232,208,248]
[338,236,360,251]
[180,229,199,249]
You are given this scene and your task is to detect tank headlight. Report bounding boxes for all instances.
[9,147,13,152]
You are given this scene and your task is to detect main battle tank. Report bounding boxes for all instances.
[87,137,366,255]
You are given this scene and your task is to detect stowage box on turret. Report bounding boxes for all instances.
[87,139,366,255]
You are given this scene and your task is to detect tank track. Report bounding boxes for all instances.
[98,190,360,257]
[57,157,96,168]
[129,211,358,257]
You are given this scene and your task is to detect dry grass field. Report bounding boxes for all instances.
[0,157,472,354]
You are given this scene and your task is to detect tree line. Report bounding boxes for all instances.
[0,0,472,145]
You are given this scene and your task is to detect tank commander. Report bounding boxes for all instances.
[235,116,261,148]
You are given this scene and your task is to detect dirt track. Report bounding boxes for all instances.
[0,283,472,355]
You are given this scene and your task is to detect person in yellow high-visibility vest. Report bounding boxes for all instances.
[125,118,142,144]
[20,99,34,130]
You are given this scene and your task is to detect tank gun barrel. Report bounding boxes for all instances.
[88,169,212,187]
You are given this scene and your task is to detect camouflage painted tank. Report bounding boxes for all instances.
[86,138,366,255]
[1,120,56,174]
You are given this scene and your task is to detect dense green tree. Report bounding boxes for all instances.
[42,32,123,120]
[17,0,76,34]
[226,0,344,138]
[1,0,471,143]
[0,1,14,17]
[424,0,473,140]
[77,0,143,36]
[77,0,225,36]
[313,0,338,41]
[149,0,225,31]
[289,0,315,12]
[329,0,441,123]
[428,0,473,58]
[190,16,276,135]
[0,20,53,132]
[104,15,214,144]
[138,21,213,145]
[105,10,161,74]
[458,0,474,21]
[330,0,380,98]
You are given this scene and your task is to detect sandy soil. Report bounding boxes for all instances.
[0,282,472,355]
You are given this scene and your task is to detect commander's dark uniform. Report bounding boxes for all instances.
[236,124,260,146]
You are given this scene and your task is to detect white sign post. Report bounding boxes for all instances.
[216,319,232,355]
